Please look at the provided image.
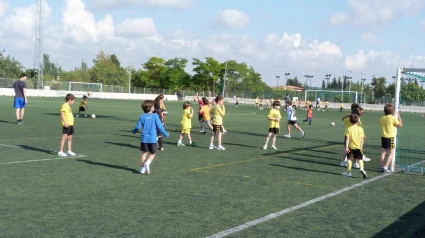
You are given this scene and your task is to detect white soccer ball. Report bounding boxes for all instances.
[91,114,96,119]
[317,109,320,111]
[331,122,335,126]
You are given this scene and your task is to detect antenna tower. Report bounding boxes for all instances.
[34,0,44,89]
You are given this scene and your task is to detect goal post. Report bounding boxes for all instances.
[304,90,358,103]
[393,68,425,174]
[68,82,102,93]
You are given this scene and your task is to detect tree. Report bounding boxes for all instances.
[192,57,222,92]
[0,49,25,78]
[330,77,338,89]
[337,77,342,89]
[371,76,387,103]
[162,57,190,91]
[141,57,166,88]
[90,51,127,85]
[321,80,325,89]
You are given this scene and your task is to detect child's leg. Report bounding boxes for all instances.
[272,134,277,146]
[67,135,72,151]
[210,132,216,145]
[384,148,395,169]
[347,158,353,172]
[187,133,192,143]
[146,153,156,165]
[264,132,272,146]
[358,158,364,170]
[140,152,148,166]
[158,136,163,148]
[59,134,67,152]
[380,148,387,167]
[178,133,184,142]
[287,123,291,135]
[217,132,223,147]
[309,117,312,125]
[207,121,213,130]
[293,124,303,132]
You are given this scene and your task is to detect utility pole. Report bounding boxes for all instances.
[276,75,280,88]
[34,0,44,89]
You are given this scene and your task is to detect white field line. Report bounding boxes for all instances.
[0,144,21,148]
[0,155,87,165]
[205,172,393,238]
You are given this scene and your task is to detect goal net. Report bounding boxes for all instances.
[394,68,425,174]
[304,90,358,103]
[68,82,102,93]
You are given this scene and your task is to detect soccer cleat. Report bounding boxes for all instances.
[353,163,360,169]
[383,169,392,173]
[301,131,305,138]
[223,129,227,135]
[58,151,67,157]
[145,163,150,175]
[340,161,347,167]
[177,143,185,146]
[363,155,371,162]
[271,145,277,150]
[360,169,367,179]
[263,145,267,150]
[217,146,226,150]
[76,115,79,118]
[209,145,215,150]
[67,151,76,156]
[200,130,205,133]
[160,147,164,151]
[342,171,352,177]
[85,115,87,117]
[140,166,145,174]
[283,134,291,138]
[190,142,197,147]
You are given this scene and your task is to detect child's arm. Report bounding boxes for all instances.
[85,101,88,110]
[345,135,350,153]
[396,113,402,127]
[132,118,143,134]
[155,115,169,138]
[341,114,350,121]
[216,104,225,117]
[188,108,194,118]
[61,111,69,128]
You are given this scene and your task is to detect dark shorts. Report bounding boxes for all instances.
[140,143,157,153]
[212,124,223,133]
[382,137,395,149]
[79,107,86,112]
[268,128,280,134]
[62,126,74,135]
[348,149,363,160]
[198,114,203,121]
[288,120,297,125]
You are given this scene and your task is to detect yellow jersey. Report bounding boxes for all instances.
[271,99,274,104]
[211,104,225,125]
[325,101,329,106]
[61,103,74,126]
[79,100,87,109]
[340,103,344,108]
[181,108,192,129]
[255,98,259,103]
[268,108,281,128]
[160,102,166,110]
[344,117,362,136]
[346,125,364,149]
[200,105,211,121]
[379,115,400,138]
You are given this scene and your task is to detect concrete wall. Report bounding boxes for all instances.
[0,88,178,101]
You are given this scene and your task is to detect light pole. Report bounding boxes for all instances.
[276,76,280,88]
[284,73,290,85]
[361,78,366,103]
[392,76,396,85]
[325,74,331,88]
[304,75,313,89]
[222,60,228,97]
[126,66,133,94]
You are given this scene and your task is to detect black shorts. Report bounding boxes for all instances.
[62,126,74,135]
[212,124,223,133]
[268,128,280,134]
[288,120,297,125]
[348,149,363,160]
[140,143,157,153]
[382,137,395,149]
[259,103,263,106]
[79,107,86,112]
[198,114,203,121]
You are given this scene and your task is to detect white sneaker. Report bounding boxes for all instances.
[217,146,226,150]
[301,131,305,138]
[284,134,291,138]
[145,163,150,175]
[200,130,205,133]
[75,115,79,118]
[85,115,87,117]
[140,166,145,174]
[263,145,267,150]
[209,145,215,150]
[271,145,277,150]
[363,155,371,162]
[342,171,352,177]
[353,163,360,169]
[340,161,347,167]
[67,151,76,156]
[360,169,367,179]
[223,129,227,135]
[58,151,67,157]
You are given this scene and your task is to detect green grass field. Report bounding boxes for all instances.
[1,96,425,238]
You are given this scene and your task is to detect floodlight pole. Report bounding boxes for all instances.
[222,60,228,97]
[276,76,280,88]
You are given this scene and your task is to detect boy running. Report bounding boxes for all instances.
[76,95,88,117]
[324,100,329,111]
[263,101,281,150]
[303,104,313,125]
[235,96,240,107]
[379,104,402,172]
[209,96,226,150]
[284,100,305,138]
[342,114,367,178]
[58,93,77,157]
[178,102,195,146]
[132,100,169,175]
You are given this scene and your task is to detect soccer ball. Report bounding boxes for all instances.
[331,122,335,126]
[317,109,320,111]
[91,114,96,119]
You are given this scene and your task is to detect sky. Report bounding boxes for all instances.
[0,0,424,87]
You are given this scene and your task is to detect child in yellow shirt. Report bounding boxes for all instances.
[178,102,195,146]
[58,93,76,157]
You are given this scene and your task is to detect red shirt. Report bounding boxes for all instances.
[307,108,313,118]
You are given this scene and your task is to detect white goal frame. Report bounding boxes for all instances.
[304,90,358,103]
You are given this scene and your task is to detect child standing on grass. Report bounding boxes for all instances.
[340,101,344,112]
[58,93,76,157]
[263,101,281,150]
[132,100,169,175]
[303,104,313,125]
[379,104,402,173]
[235,96,240,107]
[210,96,226,150]
[153,99,165,151]
[178,102,195,146]
[284,100,305,138]
[199,97,213,134]
[76,95,88,118]
[342,114,367,178]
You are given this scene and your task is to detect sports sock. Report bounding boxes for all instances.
[178,140,181,143]
[146,159,152,165]
[347,159,353,172]
[158,137,163,147]
[359,160,364,170]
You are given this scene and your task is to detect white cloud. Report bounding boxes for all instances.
[211,9,250,29]
[89,0,193,9]
[146,0,194,9]
[62,0,115,43]
[329,0,425,26]
[361,32,382,45]
[115,18,156,37]
[0,0,8,18]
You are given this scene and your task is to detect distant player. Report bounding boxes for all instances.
[316,97,321,108]
[200,97,213,134]
[340,101,344,112]
[87,89,91,98]
[132,100,169,175]
[284,100,305,138]
[209,96,226,150]
[379,104,402,172]
[304,100,309,110]
[198,96,205,133]
[265,98,270,108]
[298,99,302,109]
[235,96,240,107]
[259,98,264,110]
[270,98,274,106]
[76,95,88,118]
[13,73,28,124]
[58,93,77,157]
[342,114,367,179]
[292,100,297,110]
[153,99,165,151]
[178,102,195,146]
[193,93,198,104]
[303,104,313,125]
[324,100,329,111]
[263,101,281,150]
[254,97,259,107]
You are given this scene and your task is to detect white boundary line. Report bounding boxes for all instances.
[0,155,87,165]
[0,144,21,148]
[205,172,393,238]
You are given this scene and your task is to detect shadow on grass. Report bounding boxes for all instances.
[372,200,425,238]
[0,120,17,124]
[17,145,56,155]
[43,113,135,122]
[224,142,261,149]
[76,159,139,173]
[105,142,138,149]
[270,163,341,175]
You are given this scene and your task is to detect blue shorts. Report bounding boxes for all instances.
[14,98,26,109]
